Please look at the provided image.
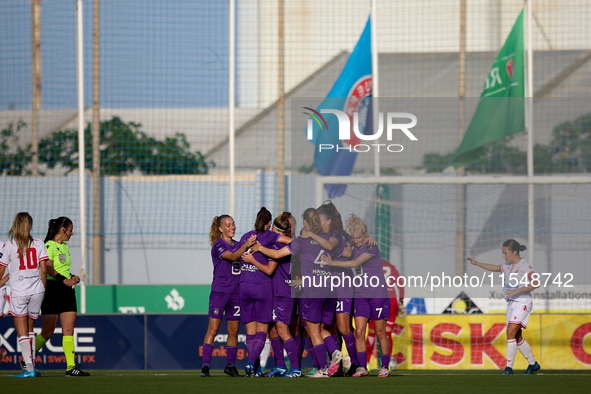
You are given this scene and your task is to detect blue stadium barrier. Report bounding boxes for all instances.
[0,314,313,370]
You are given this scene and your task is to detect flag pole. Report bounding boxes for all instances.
[277,0,285,214]
[229,0,235,217]
[370,0,380,177]
[526,0,535,264]
[455,0,467,277]
[76,0,87,314]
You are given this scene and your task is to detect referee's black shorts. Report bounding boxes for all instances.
[41,279,78,315]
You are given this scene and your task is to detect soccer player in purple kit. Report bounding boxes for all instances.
[200,215,256,378]
[251,212,303,378]
[290,208,335,378]
[239,207,291,377]
[300,201,356,377]
[322,214,391,377]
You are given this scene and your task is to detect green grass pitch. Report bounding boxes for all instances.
[1,369,590,393]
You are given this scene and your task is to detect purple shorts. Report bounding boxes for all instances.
[208,291,241,321]
[239,282,273,324]
[335,297,353,315]
[300,297,335,325]
[354,297,390,321]
[273,296,296,325]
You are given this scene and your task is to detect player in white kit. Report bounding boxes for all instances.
[0,246,9,361]
[467,239,541,375]
[0,213,48,378]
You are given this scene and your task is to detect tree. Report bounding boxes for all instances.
[423,136,527,174]
[0,120,30,175]
[422,112,591,174]
[546,112,591,173]
[38,117,213,175]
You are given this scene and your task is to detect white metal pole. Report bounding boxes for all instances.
[76,0,87,313]
[315,176,324,209]
[317,175,591,185]
[370,0,380,177]
[229,0,235,217]
[526,0,535,264]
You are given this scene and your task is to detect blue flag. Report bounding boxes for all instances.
[307,17,372,199]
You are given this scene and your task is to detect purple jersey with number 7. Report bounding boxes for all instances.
[352,242,388,298]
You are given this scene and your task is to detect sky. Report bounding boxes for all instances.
[0,0,229,109]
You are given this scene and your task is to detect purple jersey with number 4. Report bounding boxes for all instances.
[211,238,243,293]
[239,230,280,283]
[291,234,332,297]
[353,243,388,298]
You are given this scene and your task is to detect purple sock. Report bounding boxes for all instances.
[343,332,359,365]
[358,351,367,368]
[202,343,214,367]
[246,334,255,357]
[381,353,391,369]
[284,338,300,370]
[226,345,238,367]
[313,344,328,369]
[308,337,319,369]
[294,334,302,365]
[249,332,267,363]
[324,334,339,355]
[271,337,285,367]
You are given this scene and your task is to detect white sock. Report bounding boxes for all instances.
[506,339,517,368]
[29,332,36,368]
[517,338,536,365]
[18,336,33,372]
[259,338,271,368]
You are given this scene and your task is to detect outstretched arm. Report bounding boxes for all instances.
[467,257,501,272]
[252,242,291,260]
[321,253,371,268]
[278,235,292,245]
[242,253,278,276]
[221,235,257,262]
[301,229,338,251]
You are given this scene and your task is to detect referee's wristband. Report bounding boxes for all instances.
[54,273,67,284]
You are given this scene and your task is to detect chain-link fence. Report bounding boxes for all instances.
[0,0,589,285]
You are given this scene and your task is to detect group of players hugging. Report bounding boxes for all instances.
[201,201,405,378]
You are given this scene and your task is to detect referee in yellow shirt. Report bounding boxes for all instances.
[33,217,89,377]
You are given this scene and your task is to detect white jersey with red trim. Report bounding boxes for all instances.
[0,238,48,297]
[381,259,404,300]
[0,240,6,291]
[500,257,535,302]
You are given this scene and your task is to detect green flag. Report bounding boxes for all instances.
[375,184,390,262]
[451,9,525,168]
